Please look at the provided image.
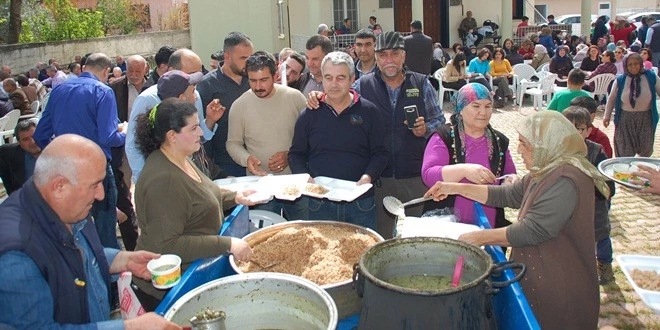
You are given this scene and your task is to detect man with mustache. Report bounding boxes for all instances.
[226,51,308,220]
[353,28,377,79]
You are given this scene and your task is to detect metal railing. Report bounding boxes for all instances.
[513,24,573,43]
[291,32,412,53]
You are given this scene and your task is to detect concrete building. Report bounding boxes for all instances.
[534,0,659,19]
[188,0,536,61]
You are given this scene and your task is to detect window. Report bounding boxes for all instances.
[379,0,393,8]
[534,5,547,19]
[333,0,359,33]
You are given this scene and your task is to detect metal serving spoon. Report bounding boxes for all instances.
[383,196,433,219]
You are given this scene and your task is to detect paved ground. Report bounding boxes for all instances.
[0,97,658,328]
[452,98,660,329]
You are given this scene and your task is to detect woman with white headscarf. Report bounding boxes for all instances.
[530,44,550,70]
[425,110,609,329]
[604,52,660,157]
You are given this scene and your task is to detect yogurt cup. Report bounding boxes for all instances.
[612,164,638,182]
[630,161,659,172]
[147,254,182,289]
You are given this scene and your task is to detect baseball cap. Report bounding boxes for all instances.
[376,31,405,52]
[411,20,423,30]
[157,70,204,99]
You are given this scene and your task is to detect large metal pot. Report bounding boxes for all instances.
[354,237,525,330]
[229,220,384,318]
[163,272,338,330]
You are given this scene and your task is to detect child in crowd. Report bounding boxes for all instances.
[562,106,616,285]
[547,69,591,112]
[570,96,613,158]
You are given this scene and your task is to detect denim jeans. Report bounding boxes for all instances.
[596,237,613,264]
[254,198,309,221]
[91,162,120,249]
[306,196,376,231]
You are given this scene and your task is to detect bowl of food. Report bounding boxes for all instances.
[616,255,660,314]
[147,254,182,289]
[612,164,638,182]
[229,221,384,318]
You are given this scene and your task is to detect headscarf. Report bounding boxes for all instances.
[606,43,616,52]
[623,52,645,108]
[451,83,504,175]
[516,111,610,197]
[553,45,570,64]
[534,44,547,55]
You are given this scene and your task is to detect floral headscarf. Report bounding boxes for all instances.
[451,83,504,175]
[516,111,610,197]
[623,52,645,108]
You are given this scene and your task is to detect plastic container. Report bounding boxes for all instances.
[147,254,182,289]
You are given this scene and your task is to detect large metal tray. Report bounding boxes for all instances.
[598,157,660,189]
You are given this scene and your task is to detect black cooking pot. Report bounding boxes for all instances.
[353,237,525,330]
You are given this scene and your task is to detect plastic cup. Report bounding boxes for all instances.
[613,164,638,182]
[147,254,182,289]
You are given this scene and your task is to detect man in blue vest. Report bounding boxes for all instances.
[307,31,445,238]
[0,134,180,329]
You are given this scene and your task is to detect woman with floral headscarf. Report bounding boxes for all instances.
[530,44,550,70]
[425,110,608,329]
[421,83,516,227]
[604,53,660,157]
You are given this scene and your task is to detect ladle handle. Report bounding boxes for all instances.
[402,196,433,207]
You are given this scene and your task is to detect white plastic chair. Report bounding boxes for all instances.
[248,210,286,231]
[585,73,616,100]
[0,110,21,145]
[433,68,460,109]
[519,74,557,111]
[30,100,40,116]
[573,61,582,69]
[537,63,550,72]
[512,64,537,105]
[517,71,552,110]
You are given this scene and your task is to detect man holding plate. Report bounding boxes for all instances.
[289,51,389,230]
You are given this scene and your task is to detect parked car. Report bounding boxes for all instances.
[554,14,601,25]
[626,12,660,28]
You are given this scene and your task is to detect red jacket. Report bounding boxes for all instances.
[609,22,636,47]
[587,126,613,158]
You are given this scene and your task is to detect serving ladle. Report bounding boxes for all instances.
[383,196,433,219]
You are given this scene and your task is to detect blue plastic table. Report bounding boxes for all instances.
[155,204,540,330]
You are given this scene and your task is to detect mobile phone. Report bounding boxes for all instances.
[404,105,419,129]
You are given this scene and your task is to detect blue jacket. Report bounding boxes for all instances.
[614,71,658,134]
[357,69,429,178]
[539,35,556,57]
[0,179,111,325]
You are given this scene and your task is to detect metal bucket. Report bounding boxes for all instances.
[229,220,384,319]
[163,272,338,330]
[354,237,525,330]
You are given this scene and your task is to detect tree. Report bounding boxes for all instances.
[7,0,22,44]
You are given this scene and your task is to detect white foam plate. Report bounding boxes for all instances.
[400,217,482,240]
[616,254,660,314]
[258,173,310,201]
[214,176,261,192]
[305,176,372,202]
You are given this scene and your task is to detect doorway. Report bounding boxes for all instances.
[394,0,449,46]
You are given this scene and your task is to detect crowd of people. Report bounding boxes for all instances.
[0,11,659,329]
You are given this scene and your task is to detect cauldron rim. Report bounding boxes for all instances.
[357,237,494,296]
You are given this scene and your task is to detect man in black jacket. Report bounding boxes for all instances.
[404,20,433,75]
[0,120,41,195]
